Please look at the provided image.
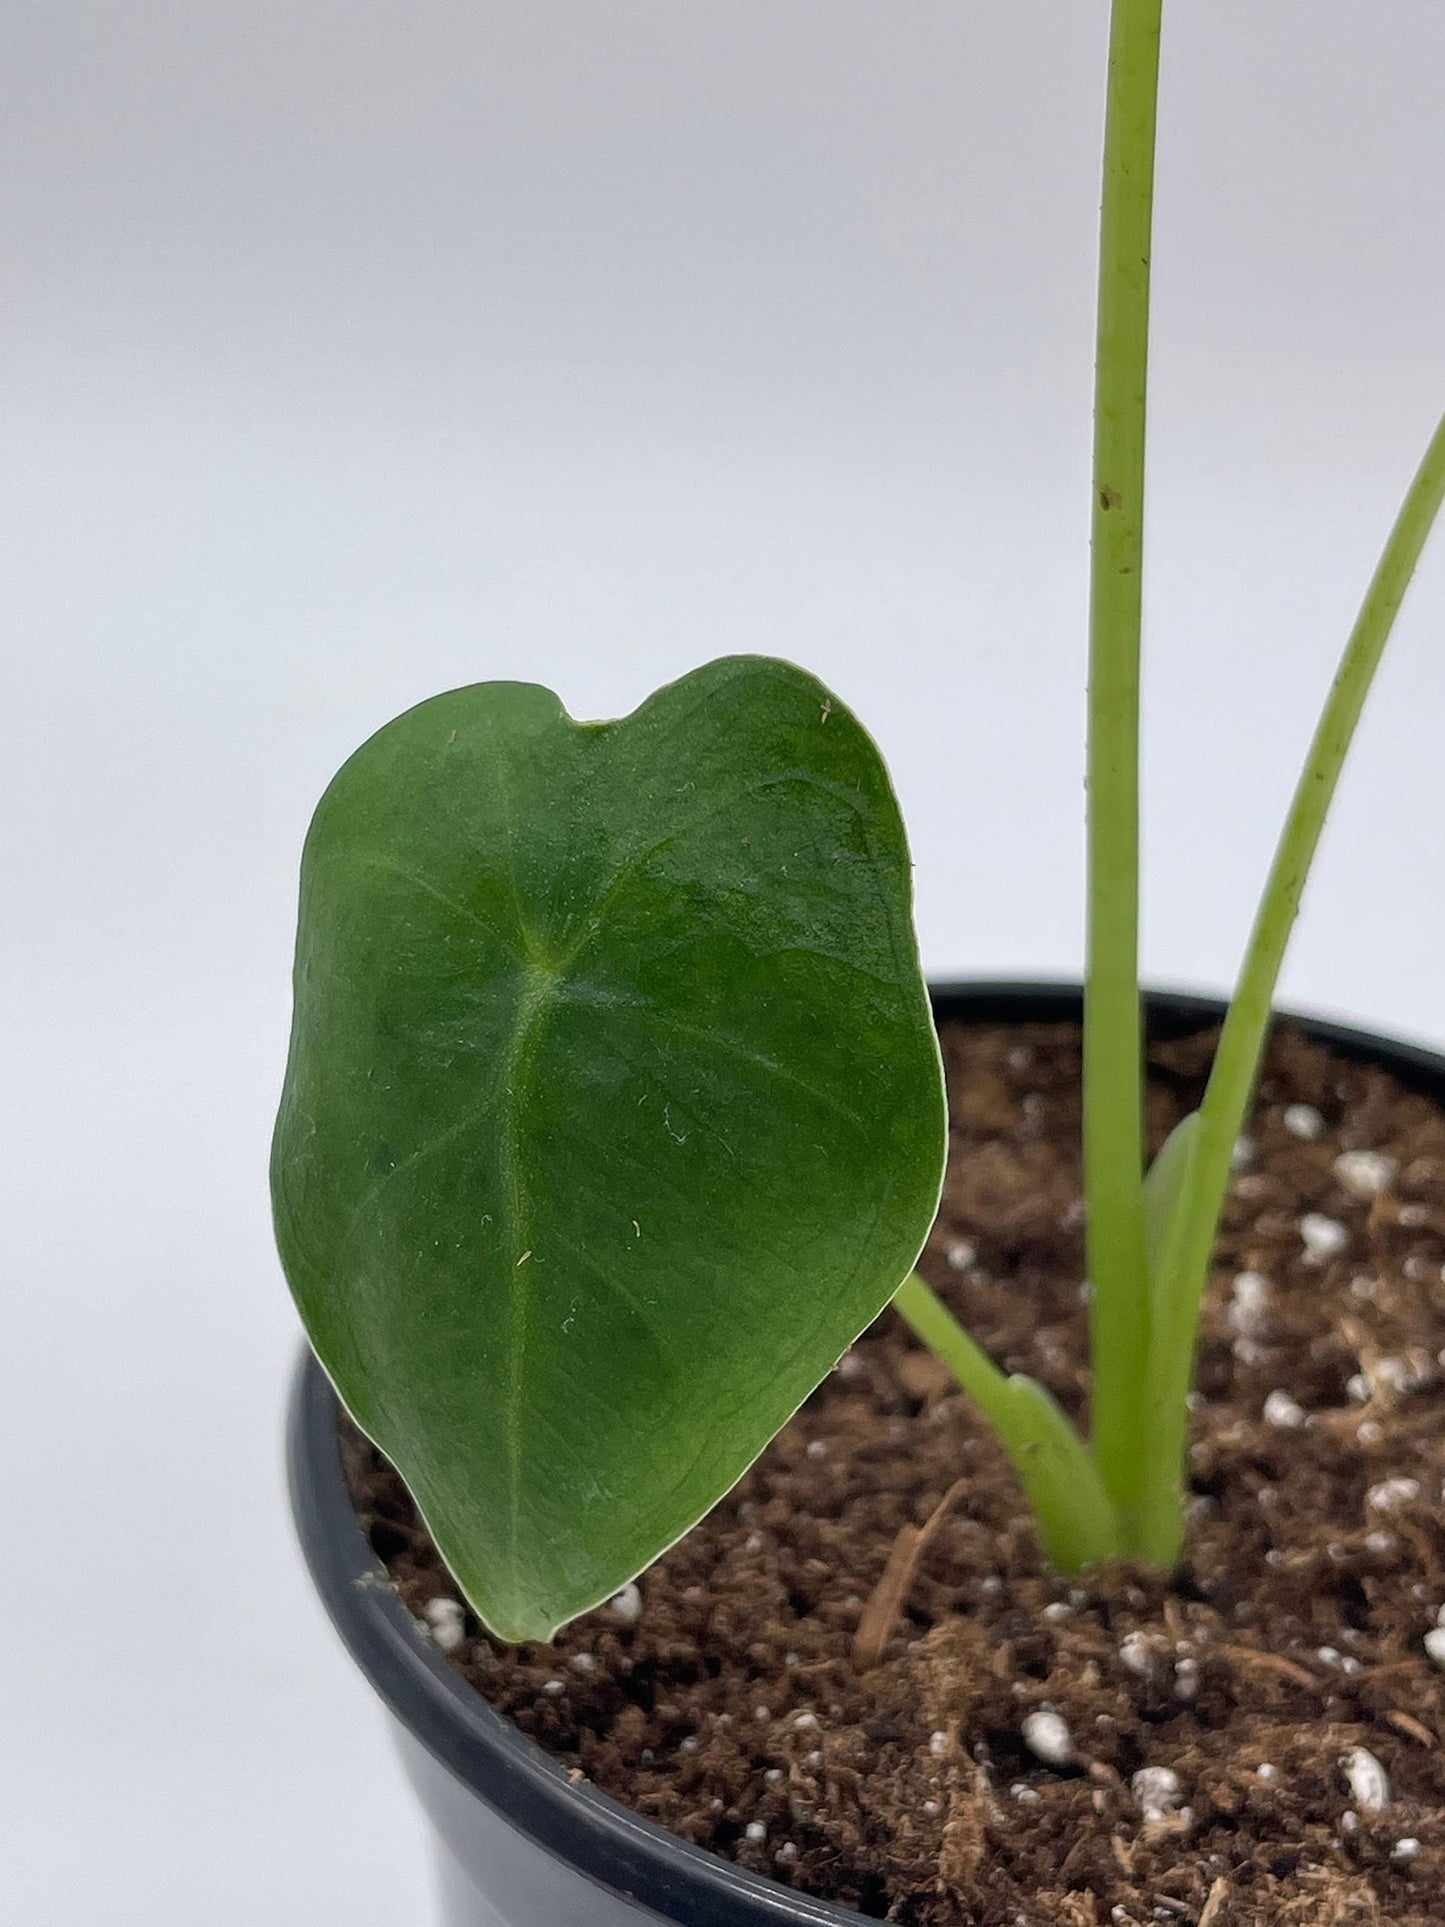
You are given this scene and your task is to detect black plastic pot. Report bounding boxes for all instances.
[287,981,1445,1926]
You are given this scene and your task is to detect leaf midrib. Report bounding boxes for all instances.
[495,962,558,1568]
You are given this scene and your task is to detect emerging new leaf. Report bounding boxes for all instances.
[272,657,946,1640]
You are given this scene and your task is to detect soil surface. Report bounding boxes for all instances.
[346,1018,1445,1926]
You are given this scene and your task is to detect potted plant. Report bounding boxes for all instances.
[278,4,1445,1921]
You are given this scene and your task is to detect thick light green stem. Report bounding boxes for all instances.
[893,1274,1120,1569]
[1084,0,1163,1543]
[1136,411,1445,1566]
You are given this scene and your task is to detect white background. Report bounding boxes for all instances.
[4,3,1444,1921]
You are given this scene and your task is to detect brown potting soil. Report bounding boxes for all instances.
[345,1018,1445,1926]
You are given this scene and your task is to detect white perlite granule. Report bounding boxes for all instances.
[1021,1709,1074,1768]
[1342,1747,1390,1815]
[1283,1103,1325,1141]
[1300,1213,1349,1260]
[1376,1354,1431,1395]
[1131,1766,1183,1819]
[608,1582,643,1625]
[744,1821,767,1844]
[1227,1270,1271,1364]
[423,1598,466,1653]
[1228,1271,1270,1330]
[1423,1627,1445,1669]
[1119,1632,1155,1677]
[1334,1149,1397,1198]
[1263,1390,1307,1430]
[1367,1476,1421,1513]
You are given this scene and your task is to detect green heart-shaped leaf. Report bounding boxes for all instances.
[273,657,945,1640]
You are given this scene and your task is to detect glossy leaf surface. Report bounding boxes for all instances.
[273,658,945,1640]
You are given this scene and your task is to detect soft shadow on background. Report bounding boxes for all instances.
[4,4,1443,1920]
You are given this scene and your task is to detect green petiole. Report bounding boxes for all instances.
[898,1,1444,1578]
[905,405,1445,1575]
[893,1274,1121,1570]
[1083,0,1163,1544]
[1135,410,1445,1567]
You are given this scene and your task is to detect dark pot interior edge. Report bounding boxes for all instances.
[287,979,1445,1926]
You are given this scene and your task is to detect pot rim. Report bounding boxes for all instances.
[287,978,1445,1926]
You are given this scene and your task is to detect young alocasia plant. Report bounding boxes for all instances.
[276,0,1445,1644]
[272,658,949,1640]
